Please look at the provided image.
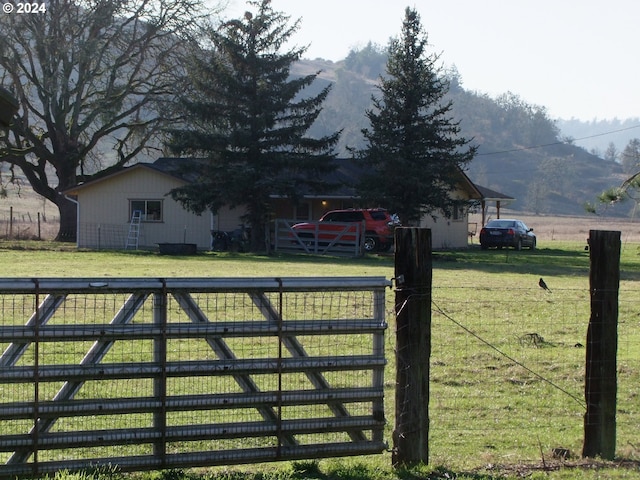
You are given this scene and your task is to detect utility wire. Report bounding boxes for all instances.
[476,123,640,157]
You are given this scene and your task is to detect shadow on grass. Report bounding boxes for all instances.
[143,459,640,480]
[103,249,395,267]
[433,245,640,281]
[13,240,640,281]
[432,246,592,276]
[98,245,640,281]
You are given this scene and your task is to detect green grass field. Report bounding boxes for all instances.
[0,239,639,479]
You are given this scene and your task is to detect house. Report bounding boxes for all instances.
[418,170,484,249]
[63,157,512,251]
[62,159,246,250]
[270,159,505,249]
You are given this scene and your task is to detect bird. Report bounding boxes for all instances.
[539,277,551,292]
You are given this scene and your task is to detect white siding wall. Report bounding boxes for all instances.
[76,167,214,249]
[419,212,469,249]
[419,185,473,249]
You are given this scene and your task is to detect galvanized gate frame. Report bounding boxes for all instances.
[0,277,389,478]
[274,219,365,256]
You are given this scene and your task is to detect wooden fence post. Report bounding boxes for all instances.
[393,227,431,466]
[582,229,620,460]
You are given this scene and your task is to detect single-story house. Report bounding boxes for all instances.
[63,159,241,250]
[63,157,513,250]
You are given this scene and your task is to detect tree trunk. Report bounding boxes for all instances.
[250,219,266,253]
[55,194,77,242]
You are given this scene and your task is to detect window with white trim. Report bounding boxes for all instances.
[130,200,163,222]
[452,205,465,221]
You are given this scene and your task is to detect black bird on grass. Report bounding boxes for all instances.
[539,277,551,292]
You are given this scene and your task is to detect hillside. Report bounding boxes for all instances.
[557,117,640,156]
[293,52,633,218]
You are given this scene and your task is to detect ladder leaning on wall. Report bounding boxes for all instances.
[125,210,142,250]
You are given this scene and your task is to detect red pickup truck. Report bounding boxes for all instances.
[291,208,400,252]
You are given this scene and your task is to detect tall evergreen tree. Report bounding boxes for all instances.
[356,7,476,225]
[168,0,340,252]
[621,138,640,174]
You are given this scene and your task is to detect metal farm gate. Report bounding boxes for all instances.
[0,277,389,478]
[274,219,365,256]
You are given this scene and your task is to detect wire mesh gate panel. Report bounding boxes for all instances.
[0,277,389,478]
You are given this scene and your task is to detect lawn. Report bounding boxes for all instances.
[0,239,639,480]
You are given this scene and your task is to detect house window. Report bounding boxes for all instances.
[130,200,163,222]
[452,205,464,221]
[294,203,311,221]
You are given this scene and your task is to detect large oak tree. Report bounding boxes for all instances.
[168,0,340,252]
[0,0,210,240]
[356,7,476,225]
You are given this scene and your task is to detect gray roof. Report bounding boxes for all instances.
[148,157,208,183]
[474,184,515,201]
[65,156,513,203]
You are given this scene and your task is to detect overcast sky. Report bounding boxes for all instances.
[224,0,639,121]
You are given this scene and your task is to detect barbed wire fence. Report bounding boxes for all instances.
[0,207,57,240]
[425,285,639,464]
[392,228,638,467]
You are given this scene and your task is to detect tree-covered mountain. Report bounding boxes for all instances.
[293,45,631,217]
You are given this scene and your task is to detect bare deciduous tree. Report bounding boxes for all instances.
[0,0,213,240]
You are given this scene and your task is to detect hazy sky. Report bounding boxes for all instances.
[224,0,639,121]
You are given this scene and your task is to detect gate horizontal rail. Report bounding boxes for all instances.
[0,387,383,420]
[0,276,389,478]
[274,219,364,256]
[1,355,387,382]
[0,319,385,341]
[3,443,385,478]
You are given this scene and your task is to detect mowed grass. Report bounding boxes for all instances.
[0,239,639,479]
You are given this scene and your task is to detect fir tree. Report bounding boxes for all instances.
[168,0,340,252]
[357,7,476,225]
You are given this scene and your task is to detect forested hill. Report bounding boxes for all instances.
[293,47,630,217]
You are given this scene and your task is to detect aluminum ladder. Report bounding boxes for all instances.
[125,210,142,250]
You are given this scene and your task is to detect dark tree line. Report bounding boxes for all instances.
[167,2,475,248]
[2,0,487,247]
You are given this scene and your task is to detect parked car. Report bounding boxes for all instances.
[291,208,400,252]
[479,219,536,250]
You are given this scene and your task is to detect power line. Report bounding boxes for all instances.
[476,124,640,157]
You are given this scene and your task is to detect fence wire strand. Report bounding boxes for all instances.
[431,299,586,409]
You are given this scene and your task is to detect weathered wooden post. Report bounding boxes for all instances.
[582,230,620,459]
[393,227,431,466]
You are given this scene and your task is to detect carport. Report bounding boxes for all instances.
[475,184,515,226]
